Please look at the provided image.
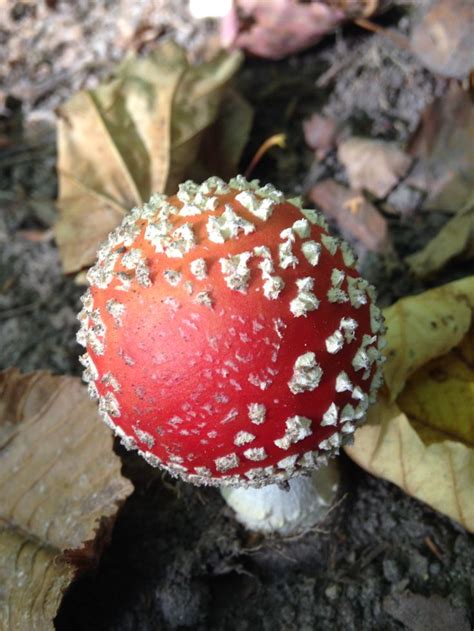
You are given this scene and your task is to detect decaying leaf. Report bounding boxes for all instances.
[222,0,393,59]
[303,113,339,159]
[407,85,474,212]
[411,0,474,79]
[54,42,248,274]
[346,277,474,532]
[384,592,471,631]
[347,396,474,532]
[309,179,392,257]
[338,137,412,199]
[190,89,253,182]
[222,0,344,59]
[0,370,133,629]
[382,276,474,400]
[405,204,474,277]
[398,332,474,446]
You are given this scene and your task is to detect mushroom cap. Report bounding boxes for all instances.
[78,176,385,487]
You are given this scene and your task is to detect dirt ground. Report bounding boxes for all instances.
[1,1,473,630]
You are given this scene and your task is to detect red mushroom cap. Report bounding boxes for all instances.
[78,176,385,487]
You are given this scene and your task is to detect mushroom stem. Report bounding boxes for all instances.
[221,460,340,535]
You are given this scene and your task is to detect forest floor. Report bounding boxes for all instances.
[1,1,473,630]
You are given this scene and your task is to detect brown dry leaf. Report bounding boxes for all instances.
[223,0,344,59]
[189,88,253,183]
[346,277,474,532]
[338,137,412,199]
[408,85,474,212]
[0,370,133,629]
[222,0,393,59]
[309,179,391,256]
[54,41,247,274]
[346,396,474,531]
[303,113,339,159]
[405,203,474,277]
[411,0,474,79]
[384,592,471,631]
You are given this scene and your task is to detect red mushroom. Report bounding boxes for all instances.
[77,175,385,534]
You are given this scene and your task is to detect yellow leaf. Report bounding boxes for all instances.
[0,370,133,629]
[398,344,474,446]
[458,323,474,364]
[54,42,246,274]
[346,396,474,532]
[346,277,474,532]
[383,276,474,400]
[405,204,474,278]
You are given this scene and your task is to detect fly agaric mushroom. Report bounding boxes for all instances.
[77,175,385,535]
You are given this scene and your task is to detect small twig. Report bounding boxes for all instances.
[195,489,208,505]
[358,542,387,569]
[160,472,181,497]
[354,17,411,51]
[0,303,37,320]
[244,133,286,179]
[17,228,55,243]
[425,536,444,561]
[316,57,353,88]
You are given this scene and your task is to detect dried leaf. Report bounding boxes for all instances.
[0,529,74,630]
[223,0,393,59]
[338,137,412,199]
[398,334,474,446]
[333,0,393,18]
[346,396,474,531]
[303,113,338,159]
[225,0,344,59]
[405,204,474,277]
[54,42,245,274]
[346,277,474,532]
[382,276,474,400]
[411,0,474,79]
[408,85,474,212]
[189,88,253,182]
[309,179,391,256]
[0,370,133,629]
[384,592,471,631]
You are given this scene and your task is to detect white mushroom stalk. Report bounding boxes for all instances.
[222,460,340,535]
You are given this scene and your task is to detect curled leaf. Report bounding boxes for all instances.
[303,113,339,159]
[383,276,474,401]
[411,0,474,79]
[0,370,133,629]
[55,42,247,274]
[338,137,412,199]
[346,277,474,531]
[405,204,474,277]
[309,179,392,258]
[407,85,474,212]
[346,397,474,532]
[222,0,344,59]
[398,336,474,446]
[222,0,393,59]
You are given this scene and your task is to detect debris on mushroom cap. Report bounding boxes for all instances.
[77,175,385,488]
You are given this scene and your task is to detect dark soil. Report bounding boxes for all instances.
[1,3,473,630]
[55,452,473,631]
